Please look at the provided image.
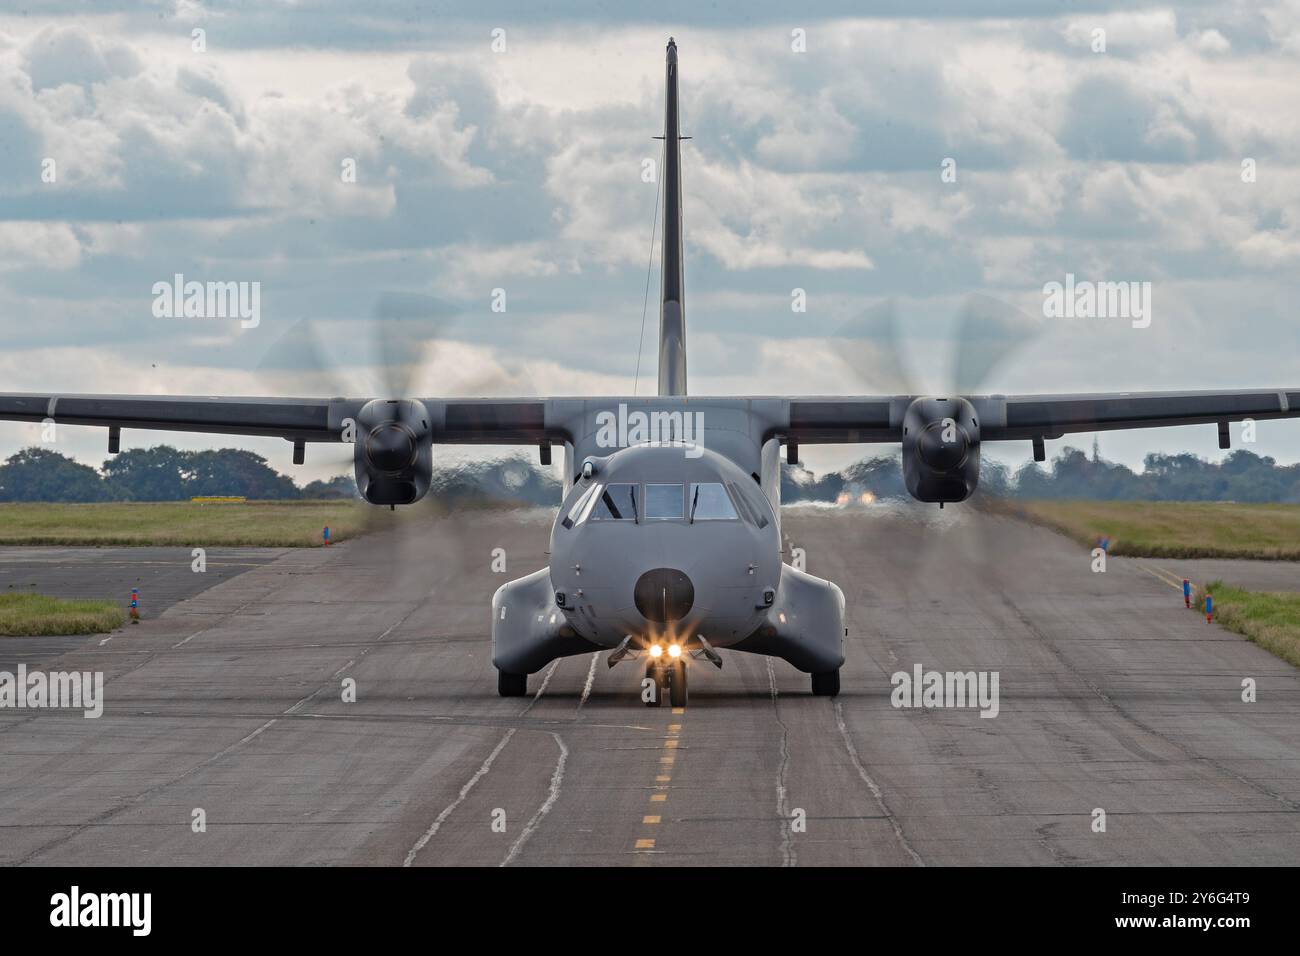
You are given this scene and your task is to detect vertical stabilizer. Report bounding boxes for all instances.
[658,38,687,397]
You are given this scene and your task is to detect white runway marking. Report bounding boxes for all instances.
[578,652,599,710]
[767,659,796,867]
[403,658,561,867]
[500,732,569,866]
[404,728,518,867]
[834,699,925,866]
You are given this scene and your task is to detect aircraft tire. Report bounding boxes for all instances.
[669,659,688,708]
[497,670,528,697]
[810,669,840,697]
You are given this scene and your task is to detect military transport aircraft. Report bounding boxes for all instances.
[3,39,1299,707]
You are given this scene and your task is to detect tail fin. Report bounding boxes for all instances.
[658,37,687,397]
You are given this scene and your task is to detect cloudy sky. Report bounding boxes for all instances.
[1,0,1298,483]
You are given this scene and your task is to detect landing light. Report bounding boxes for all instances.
[667,643,682,658]
[649,643,664,658]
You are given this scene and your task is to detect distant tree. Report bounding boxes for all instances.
[430,456,562,506]
[781,463,819,503]
[186,449,301,499]
[101,445,191,501]
[976,459,1012,498]
[0,447,115,502]
[302,474,359,499]
[1013,460,1054,498]
[842,454,908,499]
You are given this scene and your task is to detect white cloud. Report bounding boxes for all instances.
[0,221,81,269]
[2,7,1300,475]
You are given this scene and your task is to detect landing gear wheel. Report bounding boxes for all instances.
[811,669,840,697]
[668,659,688,708]
[498,670,527,697]
[644,659,663,707]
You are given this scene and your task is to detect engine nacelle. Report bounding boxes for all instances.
[901,396,981,503]
[352,399,433,505]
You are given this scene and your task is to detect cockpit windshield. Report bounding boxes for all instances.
[591,483,638,521]
[565,479,762,528]
[689,482,739,521]
[645,483,684,520]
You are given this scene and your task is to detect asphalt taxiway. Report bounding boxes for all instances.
[0,504,1296,865]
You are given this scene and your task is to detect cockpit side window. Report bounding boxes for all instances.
[561,483,600,529]
[645,483,685,520]
[689,482,739,521]
[726,480,770,529]
[591,483,639,521]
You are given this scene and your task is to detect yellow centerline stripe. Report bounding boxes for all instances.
[1137,562,1187,591]
[637,711,683,852]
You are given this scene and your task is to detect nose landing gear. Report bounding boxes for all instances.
[644,647,688,708]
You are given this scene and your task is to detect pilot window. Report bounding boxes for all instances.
[645,483,685,520]
[689,482,738,521]
[591,483,638,521]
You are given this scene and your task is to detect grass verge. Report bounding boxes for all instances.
[0,593,125,636]
[1196,580,1300,669]
[987,499,1300,559]
[0,500,372,547]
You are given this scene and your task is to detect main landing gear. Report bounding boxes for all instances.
[498,670,528,697]
[810,669,840,697]
[644,649,687,708]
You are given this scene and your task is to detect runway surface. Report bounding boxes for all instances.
[1,503,1297,866]
[0,545,286,613]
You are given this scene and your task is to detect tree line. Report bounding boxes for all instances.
[781,447,1300,503]
[2,444,1299,504]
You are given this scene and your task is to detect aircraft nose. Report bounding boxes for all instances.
[634,567,695,623]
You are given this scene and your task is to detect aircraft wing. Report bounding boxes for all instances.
[3,388,1297,452]
[785,389,1300,445]
[981,389,1300,441]
[0,394,553,446]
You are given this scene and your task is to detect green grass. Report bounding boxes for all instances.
[0,593,125,636]
[990,499,1300,559]
[0,500,372,547]
[1196,580,1300,669]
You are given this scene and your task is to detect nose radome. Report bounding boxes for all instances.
[634,568,695,623]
